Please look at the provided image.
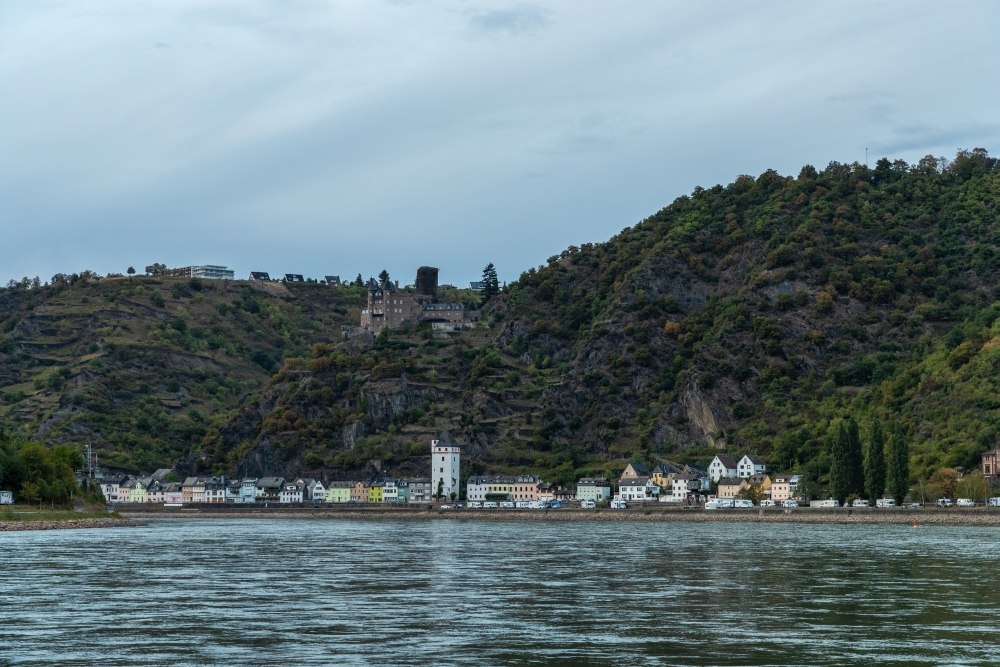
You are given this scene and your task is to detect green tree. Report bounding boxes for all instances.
[956,470,989,504]
[127,266,136,276]
[886,425,911,504]
[737,483,765,505]
[354,273,364,287]
[863,419,886,503]
[481,263,499,300]
[378,270,390,287]
[828,417,863,505]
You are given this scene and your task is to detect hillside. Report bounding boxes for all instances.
[0,276,366,470]
[3,150,999,490]
[209,151,999,486]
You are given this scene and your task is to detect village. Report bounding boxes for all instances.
[91,435,1000,511]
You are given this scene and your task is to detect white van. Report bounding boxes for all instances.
[956,498,975,507]
[851,499,870,507]
[483,501,499,509]
[988,497,1000,507]
[876,498,896,508]
[733,499,754,508]
[610,500,628,509]
[580,500,596,509]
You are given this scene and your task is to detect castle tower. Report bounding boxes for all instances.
[431,431,461,500]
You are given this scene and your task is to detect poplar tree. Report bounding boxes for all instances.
[828,417,863,505]
[863,419,887,504]
[886,424,910,504]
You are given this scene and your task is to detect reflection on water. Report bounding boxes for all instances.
[1,519,998,666]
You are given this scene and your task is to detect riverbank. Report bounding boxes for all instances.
[0,510,139,532]
[117,505,1000,526]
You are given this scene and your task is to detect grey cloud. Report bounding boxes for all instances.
[468,3,549,36]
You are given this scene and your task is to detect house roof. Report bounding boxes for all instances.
[718,476,744,487]
[624,462,650,476]
[257,477,285,489]
[577,477,610,486]
[620,477,652,487]
[742,454,765,465]
[713,455,738,468]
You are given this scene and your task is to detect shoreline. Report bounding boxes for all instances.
[0,517,141,532]
[117,506,1000,526]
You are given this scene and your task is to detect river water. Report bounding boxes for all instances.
[1,518,998,666]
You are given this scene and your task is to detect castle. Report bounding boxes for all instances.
[359,266,474,334]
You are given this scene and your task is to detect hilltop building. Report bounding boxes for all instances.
[360,266,475,334]
[164,265,235,280]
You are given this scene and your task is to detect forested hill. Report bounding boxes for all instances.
[2,150,999,491]
[207,151,999,486]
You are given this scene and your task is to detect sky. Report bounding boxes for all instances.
[3,1,1000,287]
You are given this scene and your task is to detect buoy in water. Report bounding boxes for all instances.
[913,519,918,528]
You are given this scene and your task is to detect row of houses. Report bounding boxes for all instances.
[100,474,439,505]
[716,474,802,501]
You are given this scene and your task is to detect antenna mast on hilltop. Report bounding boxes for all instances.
[865,146,869,167]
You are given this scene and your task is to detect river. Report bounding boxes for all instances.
[1,518,998,666]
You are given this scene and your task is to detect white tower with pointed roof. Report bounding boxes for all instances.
[431,432,461,500]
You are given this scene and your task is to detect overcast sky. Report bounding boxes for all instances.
[3,1,999,287]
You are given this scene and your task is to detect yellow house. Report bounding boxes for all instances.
[749,473,772,497]
[368,482,384,503]
[651,465,675,491]
[717,477,748,499]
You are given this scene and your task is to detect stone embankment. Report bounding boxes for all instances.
[118,505,1000,525]
[0,517,139,532]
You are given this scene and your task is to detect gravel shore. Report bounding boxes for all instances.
[0,517,140,532]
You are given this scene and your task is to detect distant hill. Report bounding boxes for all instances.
[2,150,998,490]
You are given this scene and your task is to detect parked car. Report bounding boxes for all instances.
[956,498,975,507]
[468,501,482,509]
[580,500,596,509]
[936,498,953,507]
[483,501,499,509]
[781,499,799,508]
[440,504,453,510]
[852,499,870,507]
[733,499,754,508]
[610,500,627,509]
[908,502,923,509]
[760,499,776,507]
[499,501,515,509]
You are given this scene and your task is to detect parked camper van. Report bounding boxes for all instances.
[0,490,12,505]
[876,498,896,508]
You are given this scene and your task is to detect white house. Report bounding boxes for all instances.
[382,479,399,503]
[617,477,660,502]
[670,471,702,503]
[737,454,766,479]
[279,483,303,504]
[708,455,738,483]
